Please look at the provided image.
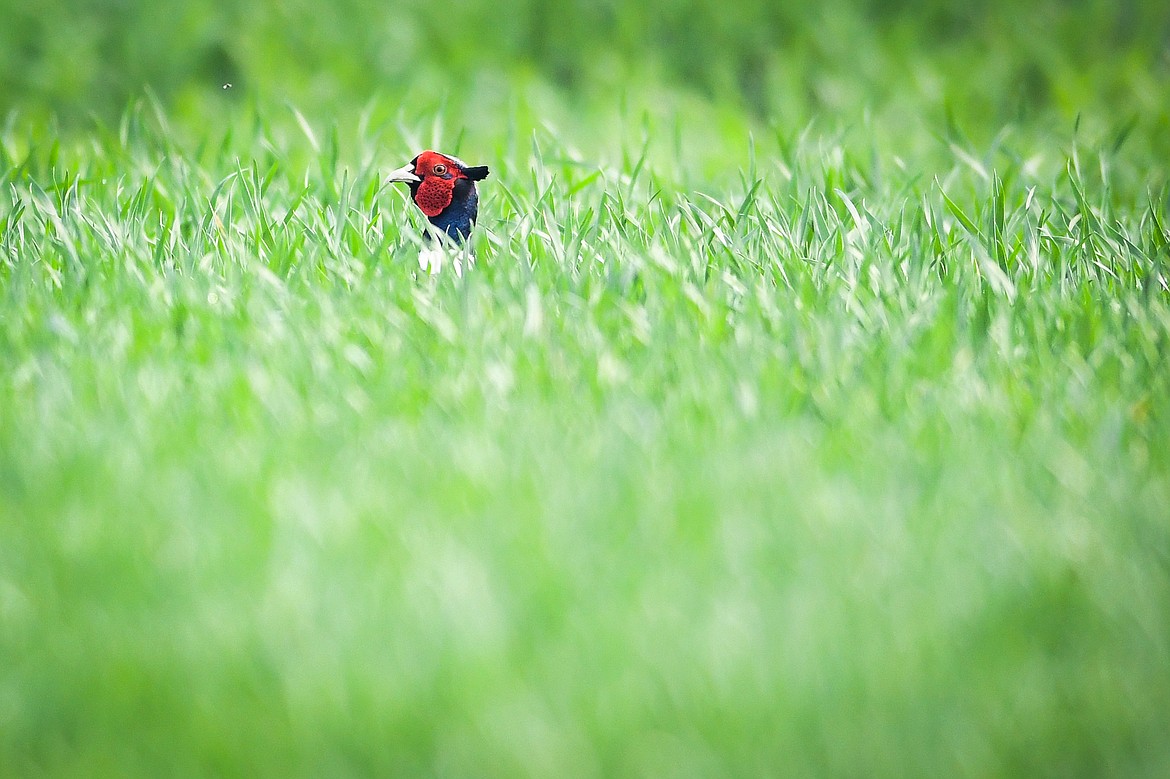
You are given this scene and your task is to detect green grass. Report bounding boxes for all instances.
[3,9,1170,774]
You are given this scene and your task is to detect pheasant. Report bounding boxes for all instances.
[386,150,489,276]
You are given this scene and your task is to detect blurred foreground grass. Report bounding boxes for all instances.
[2,1,1170,777]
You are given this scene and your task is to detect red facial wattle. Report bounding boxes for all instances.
[414,177,455,217]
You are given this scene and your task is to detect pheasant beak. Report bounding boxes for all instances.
[386,163,421,183]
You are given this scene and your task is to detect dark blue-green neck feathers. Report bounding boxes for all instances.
[419,178,479,243]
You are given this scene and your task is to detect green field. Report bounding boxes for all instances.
[2,1,1170,776]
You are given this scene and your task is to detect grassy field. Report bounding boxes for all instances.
[3,2,1170,776]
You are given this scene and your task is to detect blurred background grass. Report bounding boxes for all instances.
[3,0,1168,128]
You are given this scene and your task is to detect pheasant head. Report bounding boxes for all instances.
[386,150,490,243]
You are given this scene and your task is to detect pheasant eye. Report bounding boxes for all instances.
[432,164,447,175]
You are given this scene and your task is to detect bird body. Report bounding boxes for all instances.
[387,151,489,275]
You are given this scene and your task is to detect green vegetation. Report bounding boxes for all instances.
[2,1,1169,776]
